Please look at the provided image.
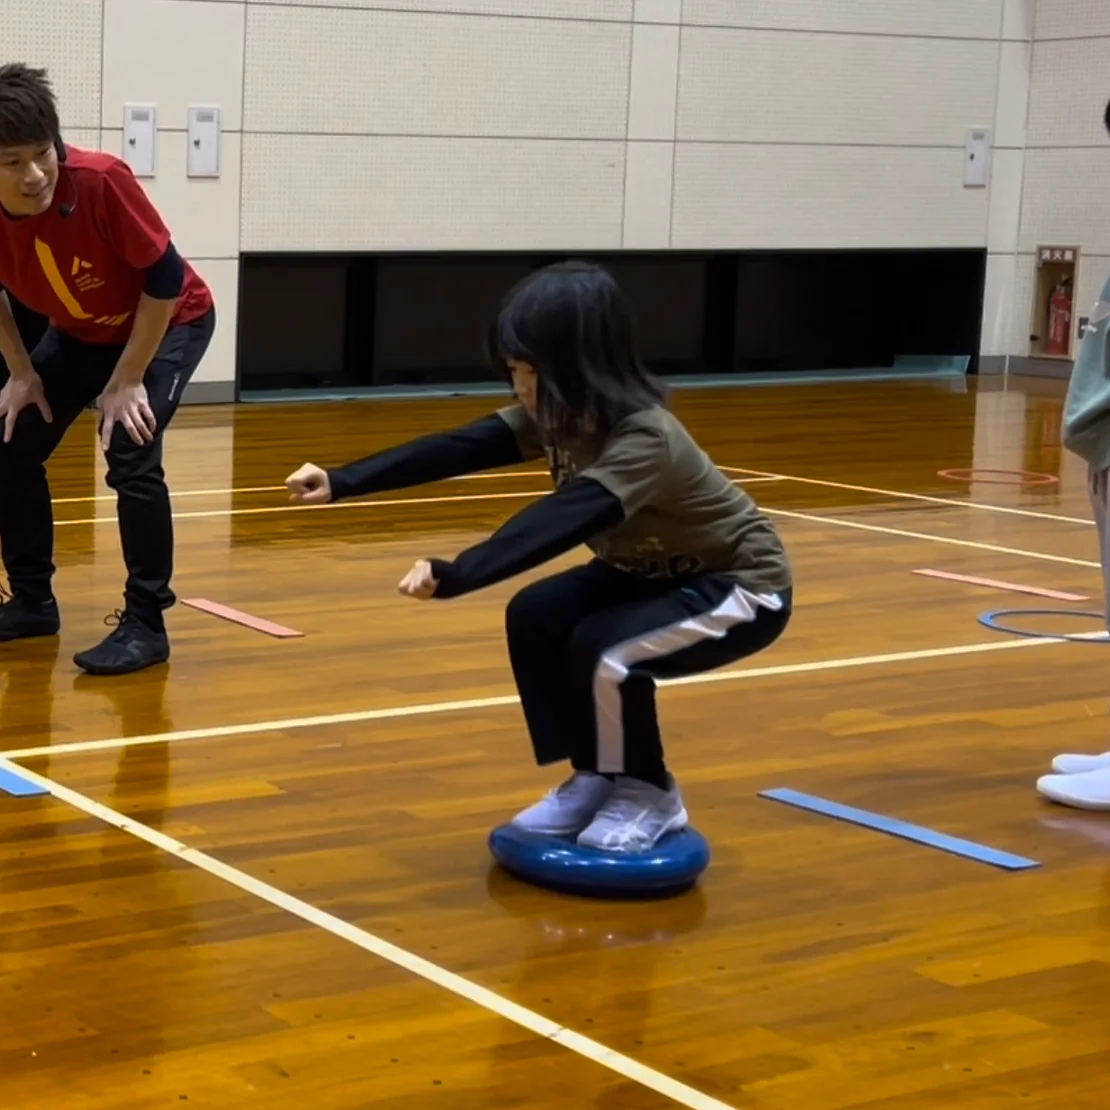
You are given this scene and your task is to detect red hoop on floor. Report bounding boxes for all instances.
[937,468,1059,487]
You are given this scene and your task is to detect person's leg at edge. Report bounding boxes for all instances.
[74,310,215,676]
[1038,466,1110,804]
[568,577,792,851]
[505,560,670,836]
[0,328,101,642]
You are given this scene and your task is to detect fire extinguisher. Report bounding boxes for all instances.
[1046,279,1072,356]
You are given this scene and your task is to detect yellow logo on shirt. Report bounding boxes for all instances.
[71,255,104,293]
[34,238,123,326]
[34,237,91,319]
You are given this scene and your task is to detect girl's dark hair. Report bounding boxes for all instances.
[1105,95,1110,137]
[0,64,60,149]
[488,261,666,440]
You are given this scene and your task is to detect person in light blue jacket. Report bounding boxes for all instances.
[1036,97,1110,810]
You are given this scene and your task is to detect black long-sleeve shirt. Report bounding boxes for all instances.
[324,400,793,600]
[324,413,625,599]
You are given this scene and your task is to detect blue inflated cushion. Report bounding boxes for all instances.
[488,823,710,899]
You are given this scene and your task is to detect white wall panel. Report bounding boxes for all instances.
[628,23,679,141]
[994,40,1032,148]
[1019,148,1110,254]
[187,258,239,386]
[672,145,988,249]
[677,28,997,145]
[102,0,247,130]
[981,253,1018,357]
[634,0,679,22]
[241,134,625,251]
[1010,253,1037,354]
[682,0,1003,40]
[987,148,1025,254]
[100,130,241,260]
[1027,40,1110,147]
[1077,255,1110,325]
[65,129,102,152]
[247,0,632,17]
[5,0,102,128]
[623,141,673,248]
[1034,0,1110,40]
[1002,0,1036,41]
[243,5,629,138]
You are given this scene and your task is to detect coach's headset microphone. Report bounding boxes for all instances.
[54,137,76,218]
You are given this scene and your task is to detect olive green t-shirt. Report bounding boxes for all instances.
[498,404,792,595]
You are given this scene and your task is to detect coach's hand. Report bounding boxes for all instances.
[0,371,52,444]
[398,559,439,600]
[98,381,157,451]
[286,463,333,504]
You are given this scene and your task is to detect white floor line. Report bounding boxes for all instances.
[0,760,740,1110]
[49,474,785,508]
[55,489,551,526]
[719,465,1092,526]
[51,479,1093,571]
[47,472,561,506]
[763,507,1100,569]
[1,634,1089,763]
[53,477,786,526]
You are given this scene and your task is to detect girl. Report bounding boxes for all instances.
[286,262,793,852]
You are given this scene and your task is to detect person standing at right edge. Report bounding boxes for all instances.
[287,260,793,852]
[0,64,214,675]
[1036,100,1110,809]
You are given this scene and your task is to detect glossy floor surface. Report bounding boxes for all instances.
[3,375,1109,1108]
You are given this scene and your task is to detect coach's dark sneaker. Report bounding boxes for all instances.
[73,610,169,676]
[0,589,60,643]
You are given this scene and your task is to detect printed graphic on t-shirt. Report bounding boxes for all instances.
[545,444,577,489]
[33,237,131,328]
[72,255,105,293]
[607,537,706,579]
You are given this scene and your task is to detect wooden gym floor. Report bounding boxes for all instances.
[2,376,1109,1109]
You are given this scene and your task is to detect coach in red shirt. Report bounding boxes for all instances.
[0,64,215,675]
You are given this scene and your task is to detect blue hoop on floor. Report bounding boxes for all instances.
[977,608,1110,644]
[488,824,710,899]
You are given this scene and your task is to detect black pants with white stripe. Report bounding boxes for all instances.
[505,559,792,789]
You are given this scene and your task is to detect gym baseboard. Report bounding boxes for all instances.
[978,356,1073,380]
[182,380,236,404]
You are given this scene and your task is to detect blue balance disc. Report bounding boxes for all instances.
[488,824,710,899]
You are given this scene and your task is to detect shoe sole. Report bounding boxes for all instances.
[1037,778,1110,811]
[73,653,170,676]
[0,626,60,643]
[1038,790,1110,811]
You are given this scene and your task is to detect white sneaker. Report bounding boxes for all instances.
[1051,751,1110,774]
[1037,766,1110,811]
[576,776,688,853]
[511,771,615,836]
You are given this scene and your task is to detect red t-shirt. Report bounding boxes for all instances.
[0,145,213,345]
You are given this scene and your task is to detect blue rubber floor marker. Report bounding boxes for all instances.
[759,788,1041,871]
[0,766,49,797]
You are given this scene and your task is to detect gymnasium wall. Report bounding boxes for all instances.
[1004,0,1110,363]
[6,0,1084,396]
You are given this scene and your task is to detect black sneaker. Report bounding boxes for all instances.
[73,610,170,676]
[0,587,61,643]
